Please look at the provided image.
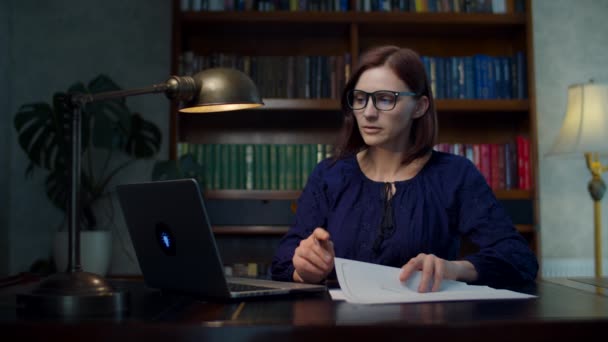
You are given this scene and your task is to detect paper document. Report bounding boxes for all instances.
[333,257,536,304]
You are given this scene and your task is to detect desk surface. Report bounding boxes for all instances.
[1,277,607,341]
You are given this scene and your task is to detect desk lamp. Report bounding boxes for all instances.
[17,68,263,317]
[546,80,608,278]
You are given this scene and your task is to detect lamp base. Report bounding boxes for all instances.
[16,271,129,318]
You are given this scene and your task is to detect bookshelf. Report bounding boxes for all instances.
[169,0,538,272]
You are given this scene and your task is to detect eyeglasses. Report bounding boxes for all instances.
[346,89,419,111]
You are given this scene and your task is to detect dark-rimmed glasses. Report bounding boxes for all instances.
[347,89,419,111]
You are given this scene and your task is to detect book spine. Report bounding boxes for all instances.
[497,143,506,190]
[222,144,231,189]
[479,143,491,186]
[229,144,238,189]
[516,136,525,190]
[269,144,279,190]
[490,143,499,189]
[301,144,311,189]
[245,144,254,190]
[278,145,287,190]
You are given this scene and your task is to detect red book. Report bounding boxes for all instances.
[473,144,481,171]
[490,144,500,189]
[497,143,506,190]
[516,136,530,190]
[480,144,492,187]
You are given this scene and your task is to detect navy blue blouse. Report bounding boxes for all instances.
[271,151,538,289]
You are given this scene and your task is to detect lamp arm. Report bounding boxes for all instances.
[70,75,197,106]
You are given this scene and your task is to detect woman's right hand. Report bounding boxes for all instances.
[292,227,335,284]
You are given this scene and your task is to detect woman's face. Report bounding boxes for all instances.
[352,65,425,152]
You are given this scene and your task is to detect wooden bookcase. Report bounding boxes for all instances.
[169,0,538,267]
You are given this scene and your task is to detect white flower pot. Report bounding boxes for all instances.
[53,230,113,276]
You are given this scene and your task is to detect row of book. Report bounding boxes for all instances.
[180,0,523,13]
[178,138,531,191]
[181,53,351,99]
[182,0,350,11]
[356,0,519,12]
[180,52,527,100]
[422,53,527,100]
[177,143,335,190]
[434,135,532,191]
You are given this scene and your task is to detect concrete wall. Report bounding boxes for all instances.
[534,0,608,277]
[3,0,171,276]
[1,0,12,276]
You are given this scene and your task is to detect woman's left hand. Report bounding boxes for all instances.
[399,253,478,293]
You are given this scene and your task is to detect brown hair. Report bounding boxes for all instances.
[334,46,437,164]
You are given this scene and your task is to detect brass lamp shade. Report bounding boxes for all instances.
[180,68,264,113]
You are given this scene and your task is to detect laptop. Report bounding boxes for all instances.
[116,178,326,300]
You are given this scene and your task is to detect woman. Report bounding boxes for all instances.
[271,46,538,292]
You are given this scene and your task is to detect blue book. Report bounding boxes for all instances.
[454,56,466,99]
[435,57,446,99]
[340,0,349,11]
[473,54,486,99]
[515,51,527,99]
[463,56,475,99]
[501,56,513,99]
[493,57,503,99]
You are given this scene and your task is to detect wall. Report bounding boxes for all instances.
[534,0,608,277]
[0,0,12,276]
[4,0,171,276]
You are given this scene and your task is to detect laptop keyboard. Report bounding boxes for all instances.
[228,282,275,292]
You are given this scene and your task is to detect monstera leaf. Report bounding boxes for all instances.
[14,74,162,229]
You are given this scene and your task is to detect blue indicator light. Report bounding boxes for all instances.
[155,222,176,256]
[161,232,171,248]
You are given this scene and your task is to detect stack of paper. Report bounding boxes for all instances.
[332,257,536,304]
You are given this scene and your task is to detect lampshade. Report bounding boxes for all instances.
[547,82,608,156]
[179,68,264,113]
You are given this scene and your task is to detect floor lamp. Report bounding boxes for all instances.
[546,80,608,279]
[17,68,264,317]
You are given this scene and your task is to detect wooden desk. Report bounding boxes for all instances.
[1,278,607,341]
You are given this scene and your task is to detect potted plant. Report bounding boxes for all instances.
[14,74,162,275]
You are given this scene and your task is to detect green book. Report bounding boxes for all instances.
[236,144,244,189]
[255,144,264,190]
[229,144,238,189]
[294,144,302,190]
[269,144,279,190]
[278,145,287,190]
[203,144,215,190]
[245,144,254,190]
[300,144,311,189]
[195,144,204,185]
[261,144,270,190]
[213,144,223,189]
[285,144,295,190]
